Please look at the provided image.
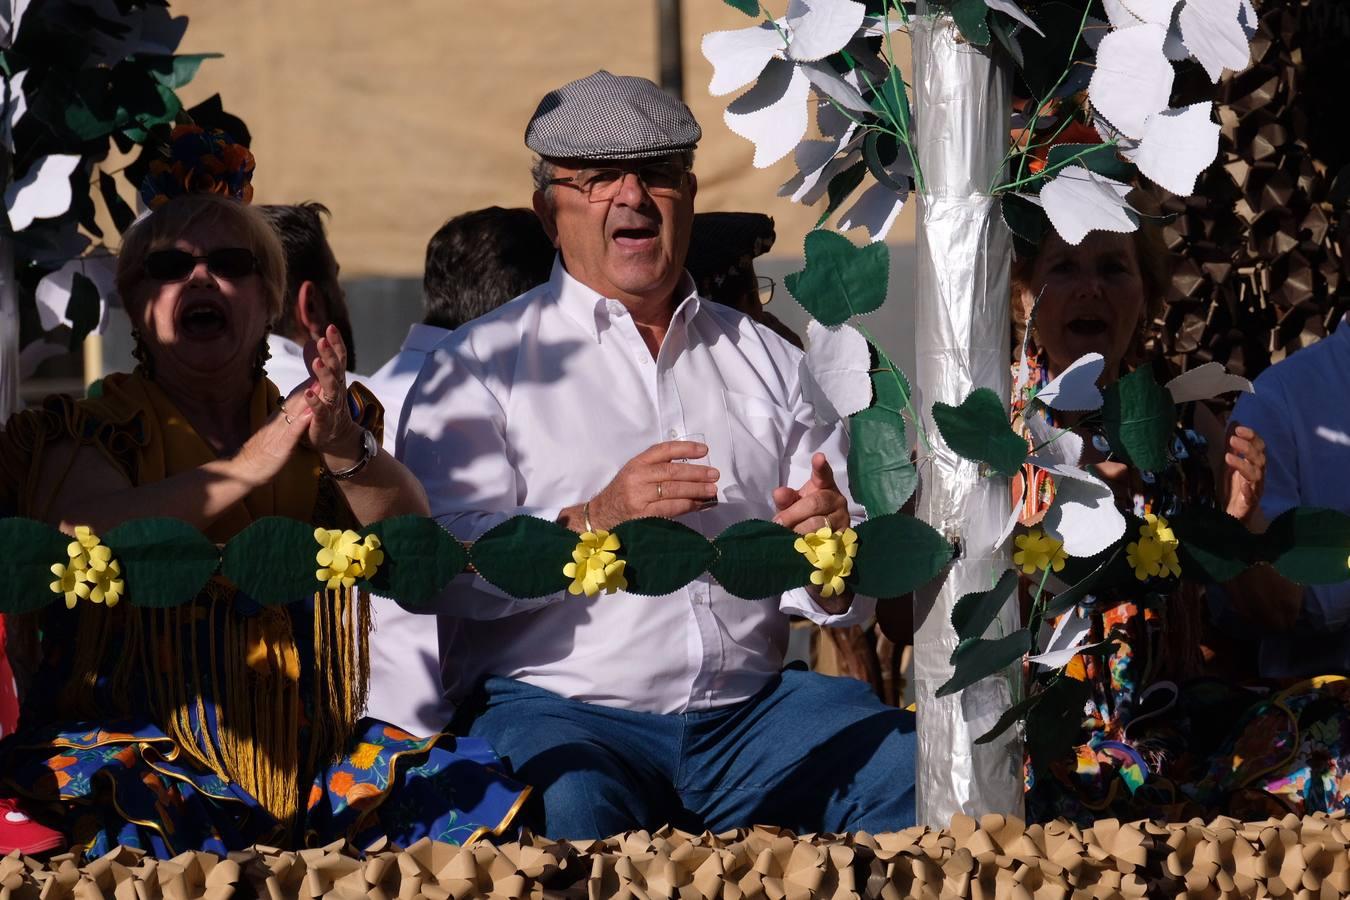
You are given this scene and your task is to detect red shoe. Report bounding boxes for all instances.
[0,797,65,855]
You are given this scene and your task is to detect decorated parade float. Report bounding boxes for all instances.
[2,0,1350,895]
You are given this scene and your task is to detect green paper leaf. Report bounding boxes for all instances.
[976,691,1042,745]
[470,516,577,599]
[710,520,813,600]
[938,629,1032,697]
[1102,367,1174,472]
[951,569,1018,643]
[851,513,954,597]
[1262,507,1350,585]
[1170,505,1254,584]
[1001,192,1048,253]
[1046,143,1135,183]
[784,230,889,327]
[723,0,761,15]
[220,516,319,605]
[863,131,908,193]
[612,517,714,596]
[815,161,867,228]
[361,515,466,608]
[932,388,1028,478]
[0,519,75,614]
[849,407,918,517]
[871,65,912,136]
[103,517,219,608]
[66,271,101,352]
[98,169,136,234]
[950,0,992,46]
[142,53,221,90]
[1044,542,1128,616]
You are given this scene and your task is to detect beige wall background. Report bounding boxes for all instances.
[152,0,918,374]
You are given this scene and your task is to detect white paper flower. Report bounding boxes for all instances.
[1178,0,1250,82]
[1038,166,1139,246]
[34,256,116,332]
[704,0,867,167]
[1102,0,1179,28]
[1088,23,1175,139]
[1038,464,1128,558]
[1128,102,1222,196]
[1164,361,1253,403]
[5,153,80,232]
[801,320,872,422]
[1033,353,1105,412]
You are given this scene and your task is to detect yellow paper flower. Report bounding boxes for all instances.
[87,560,124,607]
[314,529,384,590]
[794,526,858,598]
[53,526,123,608]
[563,529,628,597]
[49,562,91,609]
[1125,514,1181,581]
[67,525,111,572]
[1012,528,1067,575]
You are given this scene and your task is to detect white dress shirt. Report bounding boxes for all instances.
[368,323,451,457]
[264,333,312,396]
[1231,315,1350,677]
[362,322,454,734]
[398,259,871,715]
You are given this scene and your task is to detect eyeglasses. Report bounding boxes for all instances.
[756,275,775,306]
[143,247,259,282]
[547,162,689,202]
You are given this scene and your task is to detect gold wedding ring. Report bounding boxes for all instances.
[656,482,664,499]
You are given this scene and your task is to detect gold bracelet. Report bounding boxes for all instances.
[582,499,594,534]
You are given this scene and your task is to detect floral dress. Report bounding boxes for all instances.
[0,374,529,859]
[1013,356,1350,824]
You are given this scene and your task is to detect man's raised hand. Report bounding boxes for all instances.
[772,452,850,536]
[583,441,719,531]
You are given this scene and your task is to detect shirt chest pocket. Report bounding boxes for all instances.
[721,389,792,509]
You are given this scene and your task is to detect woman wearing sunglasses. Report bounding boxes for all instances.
[0,188,527,857]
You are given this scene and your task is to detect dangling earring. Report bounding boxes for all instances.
[253,328,272,382]
[130,328,156,380]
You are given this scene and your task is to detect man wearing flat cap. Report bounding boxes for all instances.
[399,70,916,839]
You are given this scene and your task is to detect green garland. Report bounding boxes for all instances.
[0,512,956,612]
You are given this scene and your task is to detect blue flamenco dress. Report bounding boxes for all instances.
[0,373,528,858]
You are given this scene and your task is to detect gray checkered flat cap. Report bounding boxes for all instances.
[525,70,701,161]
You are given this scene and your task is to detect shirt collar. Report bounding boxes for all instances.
[551,254,702,343]
[267,332,305,358]
[401,322,450,353]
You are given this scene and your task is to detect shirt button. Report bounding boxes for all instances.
[667,429,678,439]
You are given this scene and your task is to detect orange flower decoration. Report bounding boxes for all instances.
[345,782,383,809]
[307,783,324,810]
[328,771,355,797]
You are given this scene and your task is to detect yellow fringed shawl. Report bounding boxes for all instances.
[0,372,371,828]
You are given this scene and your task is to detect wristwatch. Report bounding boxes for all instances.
[327,427,378,481]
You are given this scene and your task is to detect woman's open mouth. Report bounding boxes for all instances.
[1066,316,1109,337]
[178,298,231,340]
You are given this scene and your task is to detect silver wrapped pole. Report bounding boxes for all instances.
[910,10,1022,824]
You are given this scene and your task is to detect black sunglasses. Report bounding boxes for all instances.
[143,247,259,282]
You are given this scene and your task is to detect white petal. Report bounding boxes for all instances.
[5,154,80,232]
[859,13,906,36]
[35,256,116,332]
[1025,411,1085,469]
[802,60,871,112]
[783,143,861,205]
[1041,467,1127,558]
[702,23,784,96]
[1039,165,1139,246]
[1132,103,1221,196]
[1238,0,1258,37]
[1,0,32,48]
[996,475,1025,552]
[1178,0,1250,83]
[801,320,873,422]
[1089,24,1175,138]
[1103,0,1178,27]
[986,0,1045,35]
[1029,612,1095,668]
[836,177,908,242]
[725,58,813,168]
[785,0,866,62]
[2,71,26,151]
[816,93,856,140]
[1163,19,1190,61]
[1081,16,1110,52]
[1165,361,1253,403]
[1035,352,1105,412]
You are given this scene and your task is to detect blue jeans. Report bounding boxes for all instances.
[459,667,917,839]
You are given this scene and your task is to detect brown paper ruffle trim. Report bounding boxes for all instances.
[7,812,1350,899]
